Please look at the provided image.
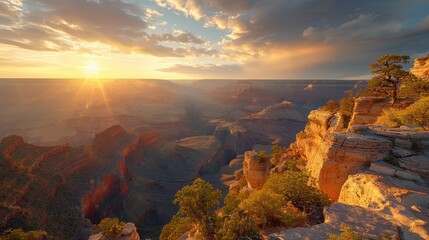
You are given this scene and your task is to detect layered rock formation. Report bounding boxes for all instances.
[349,97,415,127]
[339,172,429,239]
[291,110,391,200]
[272,100,429,239]
[243,151,270,190]
[214,101,306,155]
[89,222,140,240]
[411,54,429,81]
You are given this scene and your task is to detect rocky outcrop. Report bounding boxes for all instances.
[338,172,429,239]
[91,125,132,156]
[243,151,270,190]
[292,108,429,201]
[214,102,306,155]
[269,202,399,240]
[291,110,392,200]
[89,222,140,240]
[411,54,429,81]
[349,97,415,127]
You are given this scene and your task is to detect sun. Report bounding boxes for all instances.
[83,62,101,76]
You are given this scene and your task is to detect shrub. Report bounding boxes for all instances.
[97,218,125,240]
[322,100,339,113]
[1,228,50,240]
[328,227,368,240]
[239,189,307,228]
[160,214,194,240]
[263,171,330,224]
[270,145,288,164]
[166,178,222,240]
[216,210,260,240]
[339,90,355,128]
[399,74,429,98]
[378,97,429,130]
[257,151,267,163]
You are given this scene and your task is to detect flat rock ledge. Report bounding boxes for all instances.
[268,202,399,240]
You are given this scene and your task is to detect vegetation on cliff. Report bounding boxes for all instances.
[0,228,52,240]
[96,218,126,240]
[322,53,429,130]
[161,150,330,239]
[377,97,429,130]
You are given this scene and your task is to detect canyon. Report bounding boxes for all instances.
[0,80,361,239]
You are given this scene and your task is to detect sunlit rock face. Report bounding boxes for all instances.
[338,172,429,240]
[243,150,270,190]
[291,109,391,200]
[349,97,414,127]
[89,222,140,240]
[268,202,399,240]
[411,55,429,81]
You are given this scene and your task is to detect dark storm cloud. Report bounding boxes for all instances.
[158,0,429,78]
[0,0,209,57]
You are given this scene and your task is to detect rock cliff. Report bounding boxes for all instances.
[273,101,429,239]
[338,172,429,239]
[269,202,399,240]
[243,151,270,190]
[411,54,429,81]
[349,97,415,127]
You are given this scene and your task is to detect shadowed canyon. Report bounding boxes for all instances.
[0,79,362,239]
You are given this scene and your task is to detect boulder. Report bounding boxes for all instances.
[338,172,429,239]
[268,202,399,240]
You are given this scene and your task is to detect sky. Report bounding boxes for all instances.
[0,0,429,79]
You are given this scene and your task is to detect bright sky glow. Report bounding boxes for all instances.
[0,0,428,79]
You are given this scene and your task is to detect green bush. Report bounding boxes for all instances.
[399,75,429,98]
[1,228,50,240]
[97,218,125,240]
[263,171,330,224]
[165,178,222,240]
[239,189,307,228]
[377,97,429,130]
[322,100,339,113]
[159,214,193,240]
[216,210,260,240]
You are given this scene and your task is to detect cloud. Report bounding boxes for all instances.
[152,31,204,44]
[0,0,208,57]
[159,63,241,75]
[157,0,429,78]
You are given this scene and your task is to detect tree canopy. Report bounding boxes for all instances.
[365,54,410,102]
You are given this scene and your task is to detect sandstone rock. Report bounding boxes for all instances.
[391,147,414,158]
[338,172,429,239]
[410,54,429,81]
[243,150,270,190]
[370,161,398,176]
[268,202,399,240]
[398,155,429,177]
[349,97,415,127]
[349,97,389,126]
[395,138,413,149]
[293,110,392,200]
[370,161,423,182]
[88,223,140,240]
